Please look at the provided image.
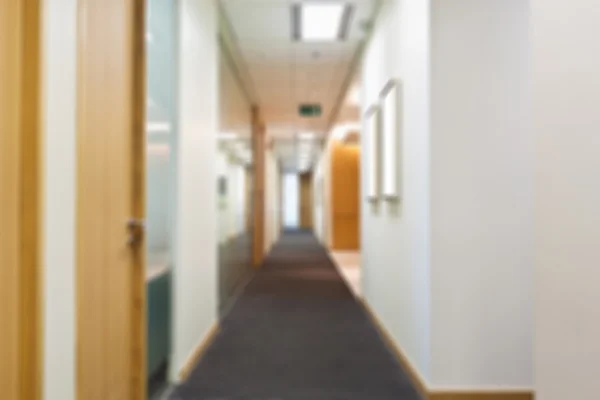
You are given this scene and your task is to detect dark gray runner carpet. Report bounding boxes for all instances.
[170,231,422,400]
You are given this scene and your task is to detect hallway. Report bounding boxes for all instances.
[171,231,421,400]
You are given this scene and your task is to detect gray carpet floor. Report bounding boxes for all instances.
[170,231,422,400]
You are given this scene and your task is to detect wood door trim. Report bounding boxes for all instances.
[0,0,44,397]
[131,0,147,397]
[19,1,43,399]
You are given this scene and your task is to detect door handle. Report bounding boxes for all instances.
[126,218,145,247]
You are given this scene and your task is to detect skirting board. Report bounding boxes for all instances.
[361,300,429,398]
[430,393,533,400]
[178,322,220,381]
[360,301,534,400]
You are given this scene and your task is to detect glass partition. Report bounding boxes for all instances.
[217,50,254,314]
[146,0,177,278]
[146,0,177,396]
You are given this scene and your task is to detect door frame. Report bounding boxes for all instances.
[0,0,43,398]
[75,0,147,398]
[131,1,147,397]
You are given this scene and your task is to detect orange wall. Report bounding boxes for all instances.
[330,140,361,250]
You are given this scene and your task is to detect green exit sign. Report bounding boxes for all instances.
[299,104,322,117]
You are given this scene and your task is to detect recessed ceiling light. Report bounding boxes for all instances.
[298,131,316,140]
[347,85,360,106]
[219,132,239,140]
[292,2,353,42]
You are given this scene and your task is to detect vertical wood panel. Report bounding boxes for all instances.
[19,1,42,398]
[251,107,265,267]
[245,167,253,233]
[0,3,23,398]
[331,141,361,250]
[76,0,145,398]
[1,1,42,398]
[130,2,147,397]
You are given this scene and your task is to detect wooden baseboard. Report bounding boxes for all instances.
[361,300,429,399]
[360,300,534,400]
[178,322,220,381]
[429,392,533,400]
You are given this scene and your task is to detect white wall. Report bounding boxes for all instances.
[312,156,325,241]
[42,0,78,398]
[429,0,532,389]
[533,0,600,398]
[313,136,333,246]
[361,0,532,390]
[361,0,432,381]
[171,0,218,380]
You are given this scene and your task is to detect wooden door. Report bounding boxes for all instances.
[0,1,42,399]
[331,141,361,250]
[76,1,146,399]
[299,172,313,229]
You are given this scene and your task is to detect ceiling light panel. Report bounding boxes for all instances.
[298,131,316,140]
[219,132,239,140]
[296,2,351,42]
[347,85,361,106]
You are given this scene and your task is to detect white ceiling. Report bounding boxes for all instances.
[220,0,377,170]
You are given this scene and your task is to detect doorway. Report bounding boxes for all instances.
[329,135,362,297]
